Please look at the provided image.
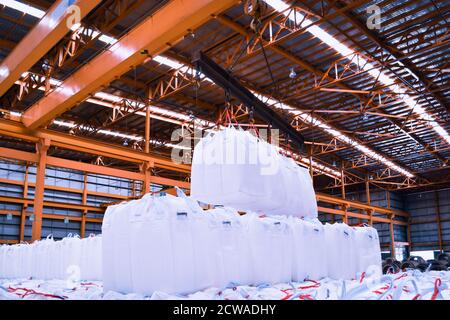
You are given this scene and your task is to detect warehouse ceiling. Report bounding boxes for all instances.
[0,0,448,193]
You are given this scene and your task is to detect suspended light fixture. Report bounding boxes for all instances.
[289,67,297,79]
[123,139,129,146]
[29,214,34,222]
[64,217,69,224]
[6,213,12,221]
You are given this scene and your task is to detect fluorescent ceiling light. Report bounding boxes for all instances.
[0,0,45,18]
[256,94,414,178]
[263,0,450,145]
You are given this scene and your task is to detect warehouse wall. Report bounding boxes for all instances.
[406,188,450,252]
[0,160,147,241]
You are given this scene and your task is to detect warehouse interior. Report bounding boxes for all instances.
[0,0,449,300]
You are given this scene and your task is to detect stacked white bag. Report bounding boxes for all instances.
[248,214,293,285]
[0,234,102,281]
[291,217,327,281]
[191,126,317,218]
[354,226,382,277]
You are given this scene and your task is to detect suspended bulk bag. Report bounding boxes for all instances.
[265,157,300,216]
[231,131,283,212]
[296,166,318,218]
[191,131,225,204]
[243,138,287,213]
[129,195,175,295]
[215,211,253,287]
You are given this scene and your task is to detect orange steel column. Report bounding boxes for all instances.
[81,173,88,238]
[19,164,29,242]
[22,0,240,129]
[145,105,151,154]
[387,193,396,257]
[31,139,50,241]
[434,191,443,253]
[141,162,153,195]
[0,0,101,97]
[365,176,371,205]
[389,216,396,258]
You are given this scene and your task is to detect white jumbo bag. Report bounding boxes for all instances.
[354,226,382,276]
[302,219,327,280]
[215,214,241,286]
[190,212,225,291]
[191,131,224,204]
[165,198,196,294]
[129,195,175,295]
[214,210,253,287]
[295,166,318,218]
[191,126,317,218]
[46,237,61,279]
[0,245,5,278]
[368,227,382,275]
[265,156,299,215]
[327,223,357,280]
[248,215,293,285]
[79,234,102,281]
[112,199,137,293]
[22,242,34,279]
[91,235,103,281]
[61,234,82,281]
[324,223,343,279]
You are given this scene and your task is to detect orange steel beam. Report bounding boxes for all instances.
[31,139,49,241]
[21,0,240,129]
[0,119,190,173]
[0,211,102,225]
[0,0,102,97]
[0,143,190,189]
[0,177,128,200]
[0,195,103,213]
[316,193,408,217]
